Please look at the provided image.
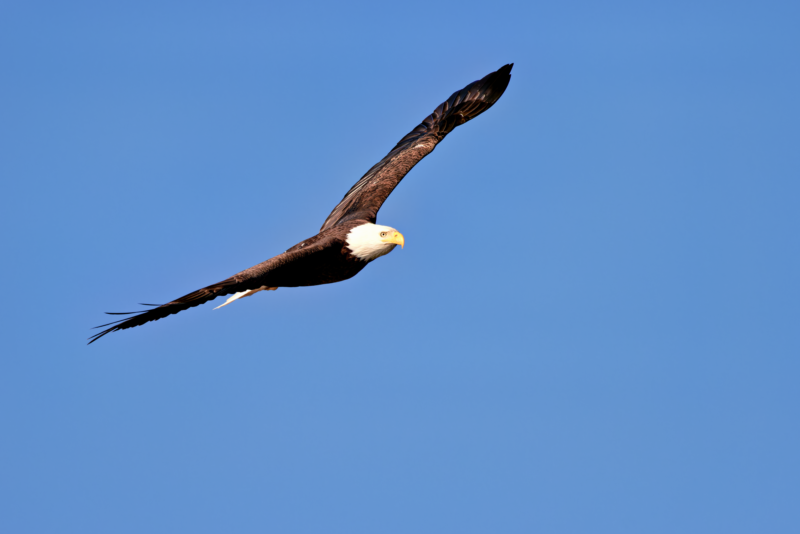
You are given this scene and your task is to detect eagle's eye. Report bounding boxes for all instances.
[380,232,387,237]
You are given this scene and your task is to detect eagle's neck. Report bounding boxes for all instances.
[345,223,397,262]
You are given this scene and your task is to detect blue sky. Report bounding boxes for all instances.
[2,1,799,532]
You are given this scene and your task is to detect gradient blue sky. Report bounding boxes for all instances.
[2,1,799,532]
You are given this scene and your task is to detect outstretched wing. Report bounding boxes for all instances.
[88,243,321,344]
[320,63,513,232]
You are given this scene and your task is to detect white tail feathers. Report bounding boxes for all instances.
[213,286,277,309]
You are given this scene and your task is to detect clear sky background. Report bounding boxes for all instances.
[2,1,798,532]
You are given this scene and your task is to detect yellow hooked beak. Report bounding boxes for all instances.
[382,230,405,248]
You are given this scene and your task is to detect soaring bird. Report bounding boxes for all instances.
[90,64,513,344]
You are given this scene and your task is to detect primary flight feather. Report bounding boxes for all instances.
[90,64,513,344]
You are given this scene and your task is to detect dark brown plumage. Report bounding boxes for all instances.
[90,64,513,344]
[320,63,513,231]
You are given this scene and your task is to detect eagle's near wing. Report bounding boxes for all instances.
[319,63,513,232]
[88,243,322,344]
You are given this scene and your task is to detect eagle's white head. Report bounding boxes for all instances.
[345,223,405,262]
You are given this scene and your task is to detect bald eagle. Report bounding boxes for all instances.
[90,64,513,343]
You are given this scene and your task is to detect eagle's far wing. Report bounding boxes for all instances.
[88,243,320,344]
[319,64,513,232]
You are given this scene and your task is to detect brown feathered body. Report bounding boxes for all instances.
[237,220,370,288]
